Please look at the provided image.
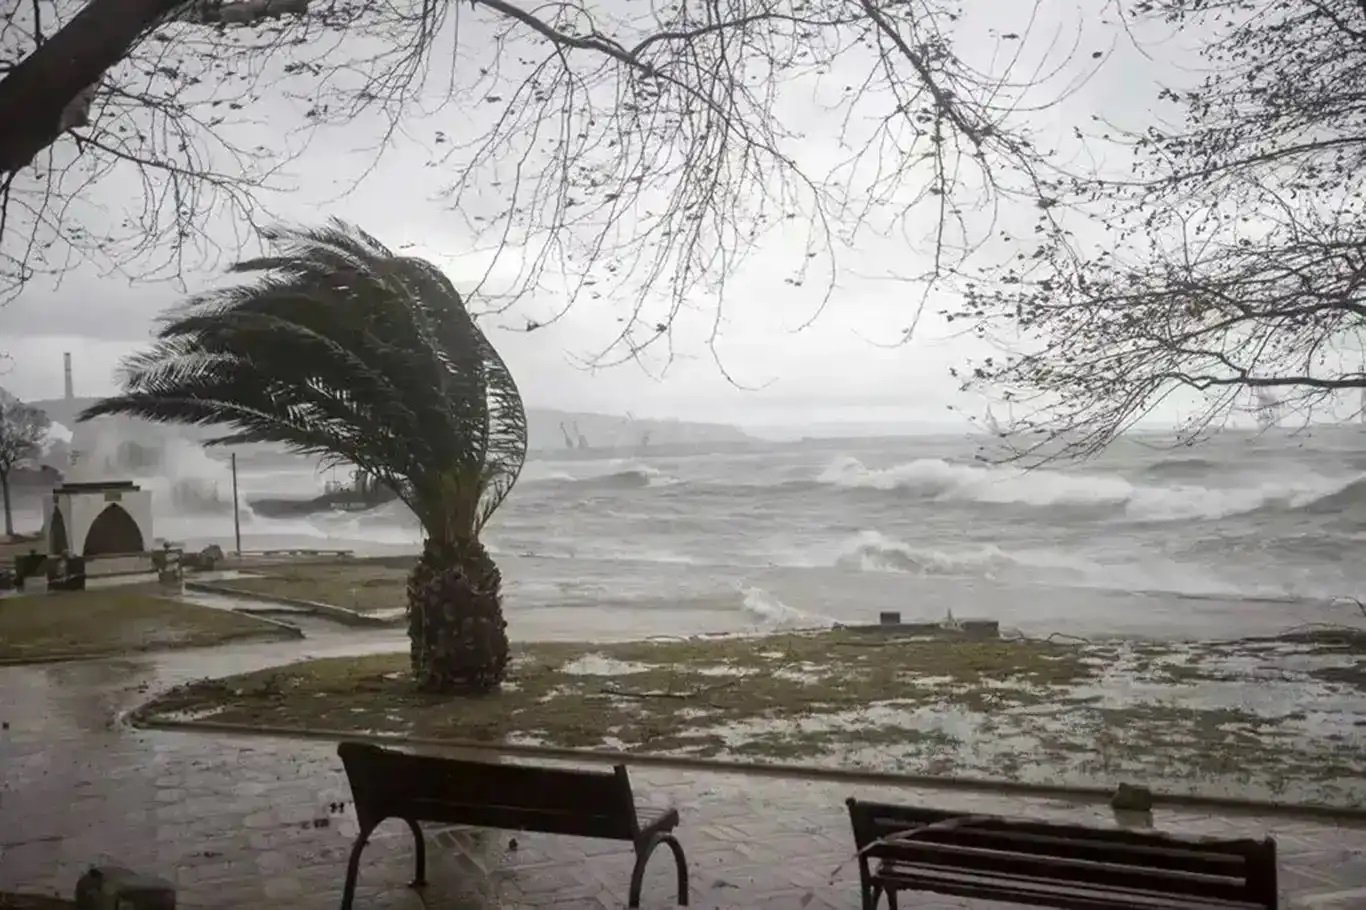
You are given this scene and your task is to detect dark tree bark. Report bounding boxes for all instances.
[0,0,183,175]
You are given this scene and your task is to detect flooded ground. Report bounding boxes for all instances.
[136,628,1366,809]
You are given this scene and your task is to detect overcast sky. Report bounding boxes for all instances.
[0,1,1201,430]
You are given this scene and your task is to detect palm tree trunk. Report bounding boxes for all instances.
[407,537,510,693]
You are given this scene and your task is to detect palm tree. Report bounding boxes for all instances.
[81,220,527,693]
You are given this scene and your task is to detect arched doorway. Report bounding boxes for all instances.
[83,503,145,556]
[49,506,69,554]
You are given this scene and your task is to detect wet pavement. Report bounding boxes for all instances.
[2,636,1366,909]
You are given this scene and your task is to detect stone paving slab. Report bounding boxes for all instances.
[2,646,1366,908]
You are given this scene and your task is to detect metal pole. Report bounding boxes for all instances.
[230,452,242,555]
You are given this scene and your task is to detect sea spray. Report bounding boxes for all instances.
[832,529,1077,579]
[739,586,832,631]
[520,458,682,488]
[56,427,1366,622]
[816,454,1361,522]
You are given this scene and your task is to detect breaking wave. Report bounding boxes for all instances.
[1142,456,1221,478]
[816,455,1361,522]
[522,460,681,489]
[739,586,832,630]
[1291,475,1366,515]
[831,529,1080,579]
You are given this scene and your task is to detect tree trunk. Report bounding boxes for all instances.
[1,470,12,538]
[0,0,185,175]
[406,537,510,693]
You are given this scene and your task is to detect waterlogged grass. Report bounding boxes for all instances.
[0,532,43,564]
[0,894,76,910]
[0,587,294,662]
[221,557,412,613]
[143,633,1091,745]
[138,629,1366,807]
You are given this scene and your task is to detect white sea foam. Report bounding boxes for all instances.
[816,455,1358,521]
[560,654,653,675]
[739,586,832,630]
[832,529,1087,580]
[522,458,682,488]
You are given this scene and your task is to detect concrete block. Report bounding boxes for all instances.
[960,619,1001,640]
[75,866,176,910]
[1110,782,1155,812]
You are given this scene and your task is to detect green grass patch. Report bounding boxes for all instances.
[1,532,43,565]
[0,894,75,910]
[226,558,412,613]
[142,631,1096,752]
[1294,629,1366,693]
[137,630,1366,806]
[0,586,294,662]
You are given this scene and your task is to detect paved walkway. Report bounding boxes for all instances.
[2,636,1365,909]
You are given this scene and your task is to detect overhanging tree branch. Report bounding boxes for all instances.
[0,0,184,175]
[952,0,1366,461]
[1,0,1080,371]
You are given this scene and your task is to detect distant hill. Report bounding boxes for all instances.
[24,398,752,466]
[526,408,750,453]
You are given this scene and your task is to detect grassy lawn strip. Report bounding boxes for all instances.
[0,532,43,564]
[143,632,1095,752]
[0,586,295,661]
[0,894,75,909]
[223,557,411,613]
[139,630,1366,805]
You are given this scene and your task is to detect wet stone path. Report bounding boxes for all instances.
[2,637,1365,908]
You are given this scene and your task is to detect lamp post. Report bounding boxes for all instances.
[230,452,242,555]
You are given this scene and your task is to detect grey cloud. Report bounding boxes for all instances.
[0,2,1208,425]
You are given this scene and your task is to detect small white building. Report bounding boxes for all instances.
[43,480,154,560]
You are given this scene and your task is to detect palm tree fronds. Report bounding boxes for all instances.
[83,219,528,546]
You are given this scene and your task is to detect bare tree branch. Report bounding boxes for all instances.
[0,386,50,536]
[1,0,1083,370]
[952,0,1366,461]
[0,0,185,175]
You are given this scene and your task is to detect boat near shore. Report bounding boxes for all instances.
[248,469,396,517]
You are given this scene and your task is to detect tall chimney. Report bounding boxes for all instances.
[63,352,73,401]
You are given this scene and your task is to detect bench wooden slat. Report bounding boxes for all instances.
[861,805,1265,856]
[894,825,1248,875]
[346,746,630,808]
[879,862,1267,910]
[847,798,1278,910]
[407,798,637,841]
[341,743,637,836]
[874,840,1254,903]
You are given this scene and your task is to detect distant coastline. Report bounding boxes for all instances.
[23,397,755,470]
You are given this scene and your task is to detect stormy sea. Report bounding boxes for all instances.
[52,425,1364,643]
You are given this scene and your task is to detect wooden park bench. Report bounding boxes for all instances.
[337,742,689,909]
[846,798,1278,910]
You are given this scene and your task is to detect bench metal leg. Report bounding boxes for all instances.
[856,859,877,910]
[404,817,427,888]
[629,832,689,908]
[340,823,377,910]
[857,882,894,910]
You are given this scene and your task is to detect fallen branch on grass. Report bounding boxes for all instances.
[599,677,746,701]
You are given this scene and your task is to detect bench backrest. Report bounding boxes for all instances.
[339,742,640,840]
[846,799,1278,909]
